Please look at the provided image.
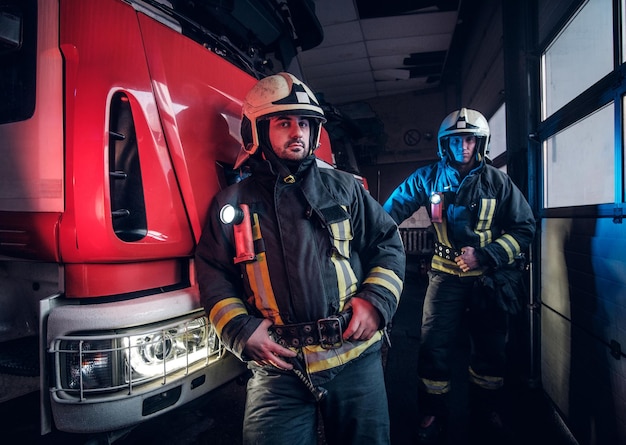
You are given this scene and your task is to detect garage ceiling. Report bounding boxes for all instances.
[297,0,469,105]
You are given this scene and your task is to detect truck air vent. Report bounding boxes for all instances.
[108,92,148,242]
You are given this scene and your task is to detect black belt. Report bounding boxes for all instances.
[269,309,353,350]
[434,241,461,261]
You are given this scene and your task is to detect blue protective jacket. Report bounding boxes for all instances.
[383,157,535,276]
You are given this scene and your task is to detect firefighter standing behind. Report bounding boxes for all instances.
[195,72,405,445]
[383,108,535,444]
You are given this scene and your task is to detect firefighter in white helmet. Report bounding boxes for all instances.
[196,72,405,445]
[383,108,535,443]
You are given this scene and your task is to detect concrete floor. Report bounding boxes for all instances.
[383,258,578,445]
[1,256,578,445]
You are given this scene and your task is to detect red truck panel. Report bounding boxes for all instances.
[3,0,336,297]
[59,0,193,268]
[136,13,256,242]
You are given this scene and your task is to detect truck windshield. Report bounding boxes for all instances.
[0,0,36,125]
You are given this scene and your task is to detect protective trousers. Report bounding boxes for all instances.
[242,346,390,445]
[417,270,509,417]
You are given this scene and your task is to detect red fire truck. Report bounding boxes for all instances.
[0,0,330,437]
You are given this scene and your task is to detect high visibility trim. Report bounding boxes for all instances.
[303,332,382,373]
[420,377,450,395]
[328,218,353,240]
[363,266,402,302]
[328,217,353,257]
[474,198,495,246]
[328,214,358,306]
[251,213,262,240]
[432,221,452,247]
[431,220,487,273]
[209,297,249,336]
[431,255,485,277]
[469,366,504,390]
[244,213,284,324]
[476,198,495,231]
[245,253,283,323]
[475,229,493,247]
[494,233,521,264]
[331,251,359,307]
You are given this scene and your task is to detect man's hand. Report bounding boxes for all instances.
[342,297,381,341]
[455,246,479,272]
[243,318,296,370]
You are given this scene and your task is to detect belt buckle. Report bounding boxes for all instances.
[317,316,343,349]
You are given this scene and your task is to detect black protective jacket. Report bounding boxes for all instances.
[383,157,535,276]
[195,155,405,381]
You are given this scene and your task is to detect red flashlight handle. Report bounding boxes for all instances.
[431,193,443,223]
[233,204,256,263]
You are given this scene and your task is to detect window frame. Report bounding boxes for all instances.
[536,0,625,220]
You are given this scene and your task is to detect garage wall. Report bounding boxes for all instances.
[356,0,505,204]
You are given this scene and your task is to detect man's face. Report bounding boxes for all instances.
[267,115,311,161]
[448,134,477,165]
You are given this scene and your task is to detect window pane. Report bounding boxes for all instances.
[488,104,506,160]
[488,104,507,173]
[541,0,613,119]
[543,103,614,208]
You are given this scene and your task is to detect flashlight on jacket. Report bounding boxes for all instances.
[430,192,443,223]
[220,203,255,264]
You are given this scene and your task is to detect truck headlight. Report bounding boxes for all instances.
[63,340,114,390]
[124,317,212,383]
[53,314,222,399]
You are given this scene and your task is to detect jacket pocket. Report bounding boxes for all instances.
[328,218,353,259]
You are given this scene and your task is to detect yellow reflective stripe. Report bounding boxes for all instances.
[494,233,521,264]
[209,297,249,336]
[420,377,450,394]
[251,212,262,240]
[431,256,485,277]
[244,213,284,324]
[363,266,402,302]
[474,198,495,247]
[469,366,504,390]
[303,332,382,373]
[329,218,352,243]
[331,254,359,307]
[432,221,451,247]
[476,229,492,247]
[329,210,358,307]
[432,220,463,273]
[245,253,283,323]
[476,198,495,231]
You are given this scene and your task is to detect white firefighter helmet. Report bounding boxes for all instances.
[235,72,326,168]
[437,108,490,161]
